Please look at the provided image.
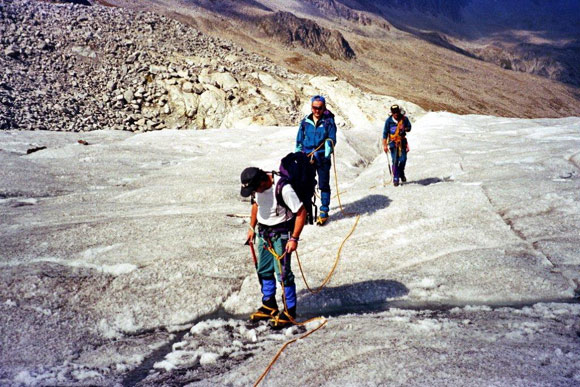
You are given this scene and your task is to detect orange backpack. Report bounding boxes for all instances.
[389,118,406,156]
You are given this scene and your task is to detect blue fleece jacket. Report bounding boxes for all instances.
[295,110,337,156]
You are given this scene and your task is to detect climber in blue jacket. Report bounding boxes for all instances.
[295,95,337,225]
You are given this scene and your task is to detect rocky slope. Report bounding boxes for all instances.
[104,0,580,119]
[0,0,314,131]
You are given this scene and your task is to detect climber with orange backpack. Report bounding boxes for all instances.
[382,104,412,186]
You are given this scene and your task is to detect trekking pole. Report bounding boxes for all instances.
[385,149,392,185]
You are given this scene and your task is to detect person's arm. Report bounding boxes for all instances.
[295,121,304,152]
[404,116,412,132]
[382,119,389,152]
[328,118,337,146]
[246,202,258,244]
[286,206,306,253]
[324,118,337,158]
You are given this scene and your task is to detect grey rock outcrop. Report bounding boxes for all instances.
[258,11,356,60]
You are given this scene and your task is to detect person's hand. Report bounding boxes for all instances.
[245,228,255,245]
[383,145,389,153]
[286,239,298,253]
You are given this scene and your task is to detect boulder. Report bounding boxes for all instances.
[211,72,238,92]
[4,45,20,58]
[106,81,117,92]
[70,45,96,59]
[126,52,139,64]
[196,87,226,128]
[123,89,134,103]
[149,65,167,74]
[197,68,212,85]
[182,81,194,93]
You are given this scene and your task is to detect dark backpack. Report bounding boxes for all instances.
[275,152,318,225]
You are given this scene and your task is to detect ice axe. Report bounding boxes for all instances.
[245,236,258,269]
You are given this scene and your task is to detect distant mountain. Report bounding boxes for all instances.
[340,0,580,86]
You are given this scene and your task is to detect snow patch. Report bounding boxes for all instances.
[239,325,258,343]
[31,256,137,275]
[71,369,102,381]
[190,319,227,335]
[5,299,17,307]
[200,352,220,365]
[154,360,176,371]
[173,341,187,351]
[415,277,438,289]
[98,313,143,338]
[412,319,443,332]
[14,371,37,386]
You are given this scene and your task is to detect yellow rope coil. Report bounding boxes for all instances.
[296,215,359,295]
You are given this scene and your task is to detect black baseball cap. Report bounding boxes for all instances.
[240,167,266,197]
[390,104,401,114]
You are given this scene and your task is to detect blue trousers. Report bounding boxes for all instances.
[389,142,407,182]
[315,154,331,215]
[256,233,296,309]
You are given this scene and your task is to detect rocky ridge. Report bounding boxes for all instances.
[310,0,383,28]
[472,42,580,87]
[258,11,356,60]
[0,0,313,131]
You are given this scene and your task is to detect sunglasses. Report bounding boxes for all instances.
[311,106,324,111]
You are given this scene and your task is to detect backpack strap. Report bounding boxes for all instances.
[275,172,295,221]
[271,171,283,216]
[275,174,289,211]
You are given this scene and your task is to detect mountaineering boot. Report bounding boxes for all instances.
[318,191,330,226]
[393,179,400,187]
[316,211,328,226]
[269,306,296,330]
[400,172,407,183]
[250,297,279,322]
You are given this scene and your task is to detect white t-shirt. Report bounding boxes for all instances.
[256,175,303,226]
